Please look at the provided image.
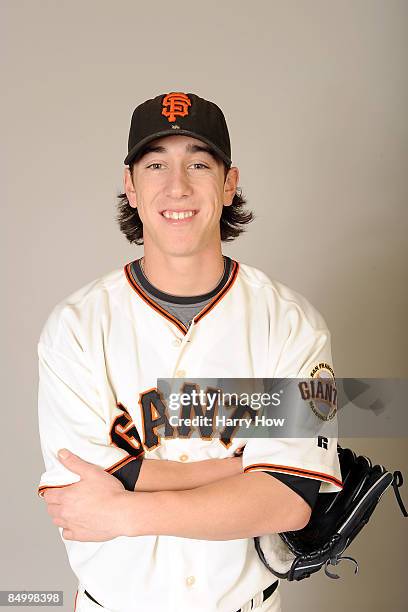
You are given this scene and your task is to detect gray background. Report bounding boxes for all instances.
[2,1,407,610]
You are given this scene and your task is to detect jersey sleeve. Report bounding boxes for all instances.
[37,308,144,498]
[264,472,321,510]
[242,302,342,494]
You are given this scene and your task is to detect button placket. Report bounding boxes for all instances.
[185,575,195,587]
[171,321,195,378]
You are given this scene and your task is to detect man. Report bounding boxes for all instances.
[38,92,342,612]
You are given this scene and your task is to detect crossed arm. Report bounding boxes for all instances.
[134,455,242,491]
[43,451,312,542]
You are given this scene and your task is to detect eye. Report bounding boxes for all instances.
[146,163,163,170]
[190,163,209,169]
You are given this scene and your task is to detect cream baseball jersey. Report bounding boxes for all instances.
[37,258,342,612]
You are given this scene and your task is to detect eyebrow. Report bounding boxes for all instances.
[137,143,219,163]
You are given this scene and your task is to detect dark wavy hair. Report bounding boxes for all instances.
[116,153,254,245]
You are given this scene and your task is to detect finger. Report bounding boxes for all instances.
[43,490,63,504]
[62,528,74,540]
[46,503,62,518]
[57,449,96,476]
[62,529,106,542]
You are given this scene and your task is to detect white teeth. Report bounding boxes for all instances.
[162,210,195,220]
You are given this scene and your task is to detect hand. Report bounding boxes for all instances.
[43,449,130,542]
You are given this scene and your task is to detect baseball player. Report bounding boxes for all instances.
[38,92,342,612]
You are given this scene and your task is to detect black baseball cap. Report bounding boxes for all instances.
[124,92,232,168]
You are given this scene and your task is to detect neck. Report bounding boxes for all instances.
[140,250,226,297]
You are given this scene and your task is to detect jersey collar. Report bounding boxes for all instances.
[124,258,240,335]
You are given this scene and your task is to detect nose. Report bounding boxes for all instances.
[165,166,193,200]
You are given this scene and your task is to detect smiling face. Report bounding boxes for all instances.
[124,135,239,259]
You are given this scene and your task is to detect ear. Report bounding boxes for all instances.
[124,166,137,209]
[223,166,240,206]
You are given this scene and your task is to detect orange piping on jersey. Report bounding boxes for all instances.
[244,463,343,488]
[37,455,142,498]
[124,259,240,333]
[106,454,143,474]
[38,482,75,498]
[74,589,78,612]
[124,264,188,334]
[193,260,240,324]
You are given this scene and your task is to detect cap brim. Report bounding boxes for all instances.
[124,129,232,167]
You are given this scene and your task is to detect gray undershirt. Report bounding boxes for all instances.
[130,256,231,329]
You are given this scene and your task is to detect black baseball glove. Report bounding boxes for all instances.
[254,444,407,581]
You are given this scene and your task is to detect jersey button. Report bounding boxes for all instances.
[179,453,189,462]
[172,338,182,347]
[185,576,195,587]
[176,369,186,378]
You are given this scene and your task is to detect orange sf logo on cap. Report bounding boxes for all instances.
[162,92,192,122]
